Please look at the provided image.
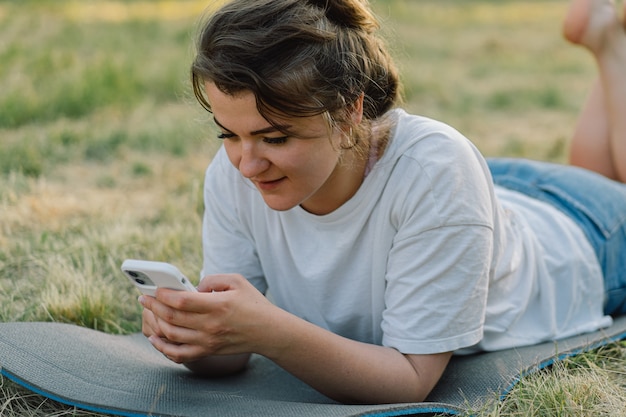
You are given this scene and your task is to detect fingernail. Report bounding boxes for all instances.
[138,295,146,305]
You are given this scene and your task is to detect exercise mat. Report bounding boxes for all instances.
[1,318,626,417]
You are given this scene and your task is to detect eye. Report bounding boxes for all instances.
[263,136,288,145]
[217,132,237,140]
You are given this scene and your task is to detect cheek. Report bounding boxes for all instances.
[296,144,341,179]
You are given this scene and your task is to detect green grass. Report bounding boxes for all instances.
[1,0,623,416]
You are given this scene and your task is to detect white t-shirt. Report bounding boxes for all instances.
[201,109,612,354]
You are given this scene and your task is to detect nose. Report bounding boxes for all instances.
[236,140,270,179]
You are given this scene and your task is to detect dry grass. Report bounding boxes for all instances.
[0,377,105,417]
[474,343,626,417]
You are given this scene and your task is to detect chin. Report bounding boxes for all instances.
[266,204,299,212]
[262,198,300,212]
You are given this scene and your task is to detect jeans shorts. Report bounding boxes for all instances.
[487,158,626,315]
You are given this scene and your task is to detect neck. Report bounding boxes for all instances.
[300,148,369,215]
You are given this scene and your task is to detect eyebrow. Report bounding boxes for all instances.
[213,117,292,136]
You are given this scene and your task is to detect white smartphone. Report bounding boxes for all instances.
[121,259,197,297]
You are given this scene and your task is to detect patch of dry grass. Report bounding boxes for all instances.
[473,343,626,417]
[0,376,104,417]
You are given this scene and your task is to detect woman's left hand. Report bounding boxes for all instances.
[139,273,276,364]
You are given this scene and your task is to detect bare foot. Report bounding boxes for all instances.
[563,0,593,43]
[563,0,622,51]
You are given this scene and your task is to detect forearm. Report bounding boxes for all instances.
[260,309,451,404]
[143,283,450,402]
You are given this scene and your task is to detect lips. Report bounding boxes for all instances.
[255,177,286,191]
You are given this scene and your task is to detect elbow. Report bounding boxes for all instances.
[326,376,435,405]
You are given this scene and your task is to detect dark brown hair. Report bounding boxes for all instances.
[191,0,399,142]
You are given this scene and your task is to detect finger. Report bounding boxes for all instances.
[142,293,199,329]
[138,294,157,312]
[154,287,229,315]
[197,273,243,293]
[142,308,165,338]
[153,315,200,345]
[148,335,207,364]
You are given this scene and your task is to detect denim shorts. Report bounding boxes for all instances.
[487,158,626,315]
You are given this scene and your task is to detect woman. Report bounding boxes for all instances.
[139,0,626,404]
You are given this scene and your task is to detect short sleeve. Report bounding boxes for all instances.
[382,225,492,353]
[381,127,496,354]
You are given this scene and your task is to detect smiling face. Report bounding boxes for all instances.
[205,82,366,215]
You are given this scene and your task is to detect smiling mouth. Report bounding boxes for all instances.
[255,177,286,191]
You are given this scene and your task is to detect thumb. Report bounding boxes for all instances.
[197,273,243,293]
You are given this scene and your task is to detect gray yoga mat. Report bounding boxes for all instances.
[1,318,626,417]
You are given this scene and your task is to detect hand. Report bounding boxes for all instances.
[138,273,275,364]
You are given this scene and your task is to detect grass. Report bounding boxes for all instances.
[465,343,626,416]
[0,0,624,416]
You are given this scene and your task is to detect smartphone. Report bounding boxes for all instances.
[121,259,197,297]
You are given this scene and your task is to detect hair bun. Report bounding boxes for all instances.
[307,0,378,32]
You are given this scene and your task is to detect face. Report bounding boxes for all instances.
[204,82,365,215]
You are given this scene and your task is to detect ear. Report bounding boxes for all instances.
[350,93,364,125]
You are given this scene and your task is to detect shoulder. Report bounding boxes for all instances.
[205,146,232,181]
[380,110,496,227]
[205,146,255,193]
[389,110,485,169]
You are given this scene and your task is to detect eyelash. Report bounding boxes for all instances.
[217,132,236,140]
[263,136,288,145]
[216,133,288,145]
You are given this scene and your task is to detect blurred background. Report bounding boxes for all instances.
[0,0,595,331]
[0,1,612,415]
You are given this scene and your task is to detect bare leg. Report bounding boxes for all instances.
[569,80,616,178]
[563,0,626,182]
